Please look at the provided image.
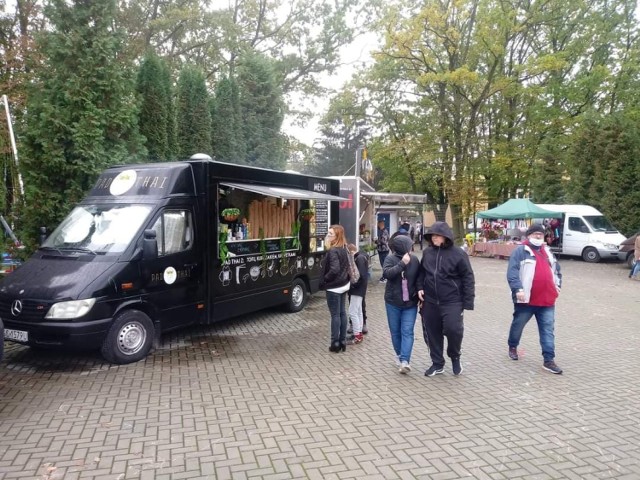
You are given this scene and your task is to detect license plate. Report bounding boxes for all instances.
[4,328,28,343]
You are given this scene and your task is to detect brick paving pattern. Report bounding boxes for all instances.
[0,256,639,479]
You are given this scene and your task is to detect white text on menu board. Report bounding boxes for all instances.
[314,201,328,237]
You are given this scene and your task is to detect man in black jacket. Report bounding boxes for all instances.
[417,222,475,376]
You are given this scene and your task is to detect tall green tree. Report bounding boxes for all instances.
[566,113,640,235]
[176,65,212,159]
[311,89,369,177]
[236,52,286,169]
[20,0,144,246]
[162,59,178,160]
[210,76,245,163]
[137,51,173,161]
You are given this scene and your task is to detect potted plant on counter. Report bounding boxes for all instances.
[299,208,315,221]
[221,208,240,222]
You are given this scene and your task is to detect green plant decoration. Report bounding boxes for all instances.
[279,234,287,260]
[221,208,240,221]
[219,231,229,263]
[290,220,301,249]
[259,228,267,274]
[298,208,315,221]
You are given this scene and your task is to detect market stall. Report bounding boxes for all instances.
[473,199,562,258]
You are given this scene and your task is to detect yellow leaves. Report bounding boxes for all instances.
[523,54,567,77]
[418,67,479,87]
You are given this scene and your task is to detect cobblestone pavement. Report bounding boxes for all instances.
[0,255,639,480]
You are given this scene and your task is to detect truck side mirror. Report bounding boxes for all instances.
[143,229,158,259]
[580,226,589,233]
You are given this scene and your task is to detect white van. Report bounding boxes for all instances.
[536,204,626,262]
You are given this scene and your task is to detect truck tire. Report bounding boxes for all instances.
[101,310,154,364]
[582,247,601,263]
[286,278,308,313]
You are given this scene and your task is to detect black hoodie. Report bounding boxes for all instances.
[382,234,421,307]
[417,221,475,310]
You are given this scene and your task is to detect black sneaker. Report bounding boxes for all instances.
[543,361,563,374]
[509,347,518,360]
[424,365,444,377]
[452,358,463,376]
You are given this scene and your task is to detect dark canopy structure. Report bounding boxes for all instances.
[477,199,562,219]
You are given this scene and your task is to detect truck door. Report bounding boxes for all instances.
[141,208,203,330]
[563,215,590,256]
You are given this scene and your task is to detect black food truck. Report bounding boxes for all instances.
[0,154,343,364]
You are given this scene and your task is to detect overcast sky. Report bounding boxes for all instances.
[281,32,378,147]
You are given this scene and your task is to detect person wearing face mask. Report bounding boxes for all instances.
[506,223,563,374]
[417,222,475,377]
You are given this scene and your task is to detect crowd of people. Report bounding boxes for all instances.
[319,219,565,377]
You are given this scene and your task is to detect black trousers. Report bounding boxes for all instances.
[421,302,464,367]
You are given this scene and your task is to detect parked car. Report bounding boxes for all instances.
[619,232,639,268]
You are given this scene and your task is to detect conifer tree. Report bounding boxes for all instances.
[176,65,212,159]
[211,77,245,163]
[20,0,144,246]
[236,52,286,169]
[137,51,170,161]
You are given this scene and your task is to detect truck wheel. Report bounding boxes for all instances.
[286,278,308,312]
[101,310,154,364]
[582,247,601,263]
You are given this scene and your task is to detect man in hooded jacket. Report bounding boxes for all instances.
[417,222,475,376]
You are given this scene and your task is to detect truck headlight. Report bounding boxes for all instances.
[45,298,96,319]
[602,243,617,250]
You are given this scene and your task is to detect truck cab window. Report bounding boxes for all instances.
[43,204,153,254]
[152,210,193,256]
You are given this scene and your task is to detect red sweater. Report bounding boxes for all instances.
[528,245,558,307]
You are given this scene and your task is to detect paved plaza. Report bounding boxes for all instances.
[0,255,639,479]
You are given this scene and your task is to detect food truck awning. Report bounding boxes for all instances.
[361,191,429,204]
[221,182,347,202]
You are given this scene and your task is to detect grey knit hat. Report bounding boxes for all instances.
[525,224,545,236]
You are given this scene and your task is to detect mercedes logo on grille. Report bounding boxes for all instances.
[11,299,23,316]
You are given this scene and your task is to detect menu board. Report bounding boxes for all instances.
[314,200,329,237]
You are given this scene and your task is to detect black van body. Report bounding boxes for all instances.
[0,156,343,363]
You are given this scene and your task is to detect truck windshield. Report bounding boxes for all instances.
[42,204,153,253]
[583,215,618,233]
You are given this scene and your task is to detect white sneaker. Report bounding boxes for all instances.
[399,361,411,374]
[395,356,401,367]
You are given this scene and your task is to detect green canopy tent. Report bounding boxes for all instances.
[477,199,562,219]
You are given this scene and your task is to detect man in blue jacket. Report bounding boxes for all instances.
[417,222,475,376]
[506,223,563,374]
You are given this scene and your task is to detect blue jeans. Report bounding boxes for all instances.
[631,260,640,278]
[385,303,417,363]
[326,291,348,344]
[508,304,556,362]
